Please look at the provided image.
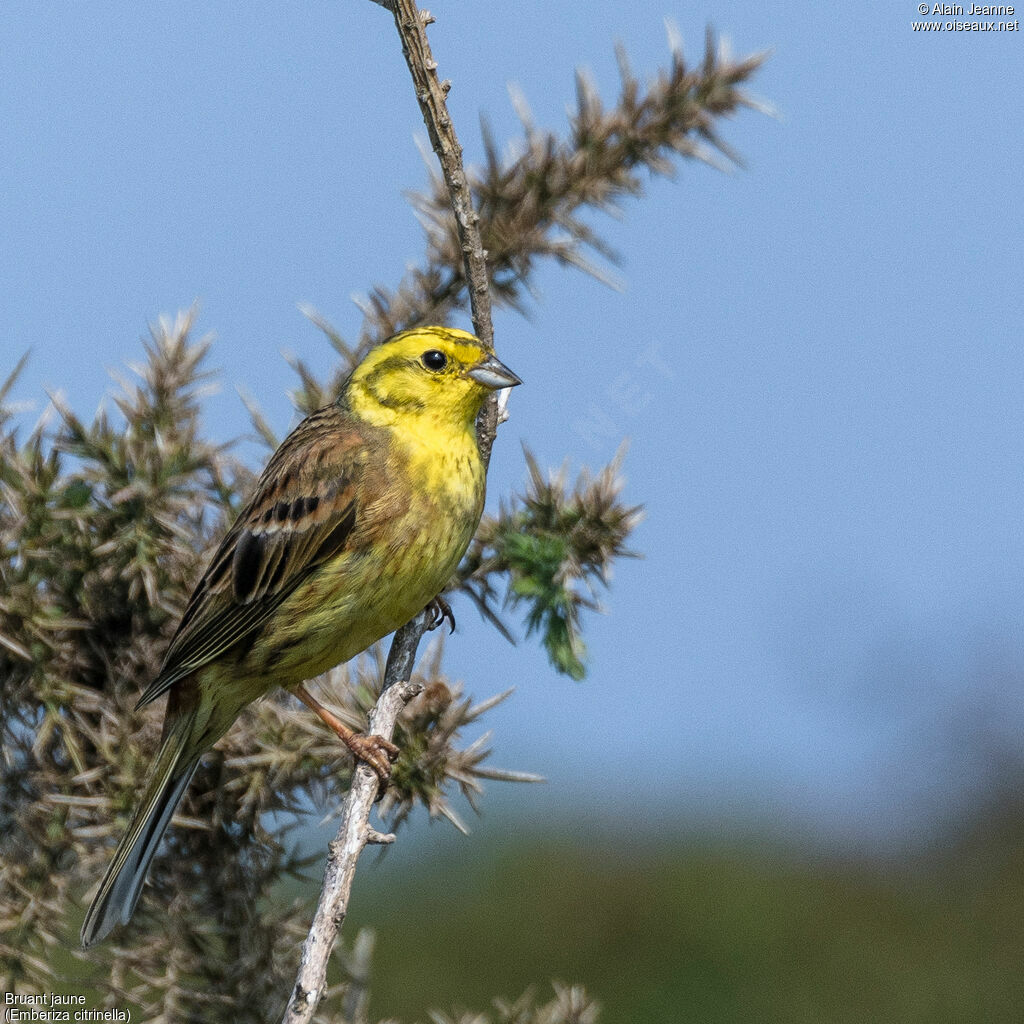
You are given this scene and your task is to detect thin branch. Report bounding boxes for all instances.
[280,615,426,1024]
[389,0,500,466]
[390,2,493,348]
[282,2,499,1019]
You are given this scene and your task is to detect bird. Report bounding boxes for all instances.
[80,325,521,947]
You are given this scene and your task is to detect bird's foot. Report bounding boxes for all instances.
[426,594,455,634]
[343,730,400,785]
[294,683,400,793]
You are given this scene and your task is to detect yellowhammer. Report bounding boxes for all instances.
[81,325,520,947]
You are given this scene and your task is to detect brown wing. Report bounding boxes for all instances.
[136,407,370,710]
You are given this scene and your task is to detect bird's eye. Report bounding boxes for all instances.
[421,349,448,372]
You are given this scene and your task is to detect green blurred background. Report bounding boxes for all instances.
[333,794,1024,1023]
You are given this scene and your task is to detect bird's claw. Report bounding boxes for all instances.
[345,731,400,797]
[426,595,456,634]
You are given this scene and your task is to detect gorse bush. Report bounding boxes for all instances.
[0,27,763,1023]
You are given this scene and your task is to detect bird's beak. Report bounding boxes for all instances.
[467,354,522,391]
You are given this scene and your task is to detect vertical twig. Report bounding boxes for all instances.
[388,0,494,350]
[281,614,426,1024]
[281,3,499,1020]
[388,0,501,466]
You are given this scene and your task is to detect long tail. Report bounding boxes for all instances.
[81,715,200,948]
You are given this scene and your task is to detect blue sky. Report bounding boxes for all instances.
[4,2,1023,849]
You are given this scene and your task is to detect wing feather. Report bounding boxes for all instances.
[136,410,370,710]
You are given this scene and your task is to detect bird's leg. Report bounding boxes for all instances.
[426,594,456,634]
[294,683,399,784]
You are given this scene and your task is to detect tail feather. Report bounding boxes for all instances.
[81,725,199,948]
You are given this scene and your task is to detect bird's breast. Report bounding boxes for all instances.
[252,426,485,686]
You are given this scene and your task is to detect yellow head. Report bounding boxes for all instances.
[344,326,521,427]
